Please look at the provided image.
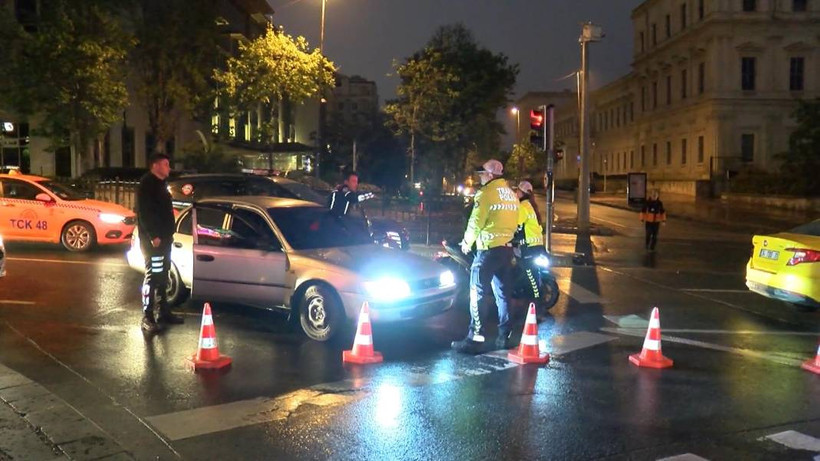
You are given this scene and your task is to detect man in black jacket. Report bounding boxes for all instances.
[137,153,183,333]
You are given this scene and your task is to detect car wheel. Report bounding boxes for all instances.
[61,221,95,252]
[166,263,189,306]
[298,284,344,342]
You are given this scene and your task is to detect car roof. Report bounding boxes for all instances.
[0,174,48,181]
[170,173,304,185]
[199,195,323,209]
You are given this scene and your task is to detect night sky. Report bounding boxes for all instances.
[270,0,645,142]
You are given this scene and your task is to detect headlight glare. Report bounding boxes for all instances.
[439,270,456,287]
[99,213,126,224]
[534,255,551,268]
[364,277,411,301]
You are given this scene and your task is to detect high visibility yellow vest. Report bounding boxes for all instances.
[463,178,519,250]
[518,199,543,247]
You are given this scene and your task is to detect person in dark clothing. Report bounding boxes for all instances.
[137,153,183,333]
[639,189,666,251]
[328,171,373,216]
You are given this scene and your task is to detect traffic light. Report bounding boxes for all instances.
[529,109,545,150]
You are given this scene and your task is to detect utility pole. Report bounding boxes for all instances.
[352,139,357,171]
[577,22,603,231]
[315,0,328,178]
[545,104,555,254]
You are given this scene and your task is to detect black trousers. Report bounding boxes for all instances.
[645,222,660,250]
[469,246,514,340]
[521,245,546,299]
[141,238,171,315]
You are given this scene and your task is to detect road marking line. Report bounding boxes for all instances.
[7,257,129,268]
[557,280,606,304]
[603,314,649,329]
[0,300,35,305]
[550,331,617,355]
[680,289,751,293]
[762,430,820,452]
[592,216,630,229]
[146,389,357,441]
[601,327,806,367]
[658,454,710,461]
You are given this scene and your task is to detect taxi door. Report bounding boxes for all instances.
[191,203,288,308]
[0,178,50,241]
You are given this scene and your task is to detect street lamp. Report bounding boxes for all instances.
[316,0,328,178]
[510,107,520,143]
[578,22,604,231]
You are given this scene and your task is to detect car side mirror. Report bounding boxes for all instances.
[35,193,53,202]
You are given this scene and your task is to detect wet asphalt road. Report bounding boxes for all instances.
[1,198,819,460]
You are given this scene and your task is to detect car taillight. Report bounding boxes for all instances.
[785,248,820,266]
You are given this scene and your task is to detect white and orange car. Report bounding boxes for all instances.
[0,174,136,252]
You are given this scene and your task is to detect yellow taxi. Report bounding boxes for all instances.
[746,220,820,311]
[0,174,136,252]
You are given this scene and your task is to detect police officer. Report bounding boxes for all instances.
[137,153,183,333]
[640,189,666,251]
[452,159,519,354]
[515,181,545,300]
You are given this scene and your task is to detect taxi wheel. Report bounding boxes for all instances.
[298,284,343,342]
[61,221,96,252]
[166,263,189,306]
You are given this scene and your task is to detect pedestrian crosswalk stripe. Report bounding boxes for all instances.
[762,430,820,452]
[556,279,606,304]
[657,454,709,461]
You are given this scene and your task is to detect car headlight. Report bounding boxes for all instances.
[99,213,126,224]
[364,277,411,301]
[534,255,551,268]
[439,270,456,288]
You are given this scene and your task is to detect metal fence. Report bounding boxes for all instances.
[94,181,139,211]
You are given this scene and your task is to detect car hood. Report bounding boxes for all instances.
[74,199,135,216]
[294,245,443,280]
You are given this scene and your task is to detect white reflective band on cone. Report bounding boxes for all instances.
[649,318,660,329]
[354,334,372,346]
[521,334,538,346]
[526,313,537,325]
[202,316,213,326]
[200,337,216,349]
[643,339,660,350]
[358,313,370,324]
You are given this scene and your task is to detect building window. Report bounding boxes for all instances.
[640,32,645,53]
[653,144,658,166]
[697,136,704,163]
[630,150,635,169]
[741,57,756,91]
[681,138,687,165]
[743,0,756,12]
[629,102,634,121]
[666,75,672,105]
[681,4,687,29]
[652,24,657,46]
[665,15,671,38]
[741,134,755,162]
[641,86,647,111]
[666,141,672,165]
[793,0,807,12]
[681,69,688,99]
[698,0,705,19]
[790,57,805,91]
[652,81,658,109]
[698,62,705,94]
[641,145,646,167]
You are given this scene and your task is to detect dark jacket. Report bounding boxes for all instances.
[640,199,666,223]
[328,185,357,216]
[137,172,175,241]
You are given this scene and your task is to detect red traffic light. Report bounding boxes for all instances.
[529,110,544,129]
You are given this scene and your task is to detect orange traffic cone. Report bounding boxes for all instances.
[508,303,550,365]
[802,342,820,375]
[343,302,383,364]
[185,303,232,372]
[629,307,673,369]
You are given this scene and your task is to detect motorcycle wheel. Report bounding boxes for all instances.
[538,274,560,311]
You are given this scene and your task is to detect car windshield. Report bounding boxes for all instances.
[275,180,326,204]
[268,206,373,250]
[789,220,820,237]
[36,180,86,201]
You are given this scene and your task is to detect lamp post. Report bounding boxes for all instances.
[511,106,522,181]
[578,22,603,231]
[316,0,328,178]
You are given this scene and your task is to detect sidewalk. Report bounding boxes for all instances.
[557,190,814,233]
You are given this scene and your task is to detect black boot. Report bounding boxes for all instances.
[141,312,160,334]
[450,337,486,355]
[157,304,184,325]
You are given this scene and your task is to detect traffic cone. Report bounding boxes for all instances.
[185,303,232,372]
[801,342,820,375]
[343,302,383,364]
[507,303,550,365]
[629,307,673,369]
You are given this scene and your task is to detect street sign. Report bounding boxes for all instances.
[0,139,19,147]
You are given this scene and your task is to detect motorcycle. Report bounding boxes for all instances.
[434,238,560,312]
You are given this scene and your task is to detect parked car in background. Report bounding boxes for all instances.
[125,196,456,341]
[166,174,411,250]
[746,220,820,311]
[68,167,148,198]
[0,174,136,251]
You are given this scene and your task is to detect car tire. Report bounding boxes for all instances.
[61,220,96,252]
[166,263,190,306]
[298,284,344,342]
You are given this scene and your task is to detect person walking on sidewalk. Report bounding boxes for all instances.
[137,153,184,334]
[514,181,545,299]
[451,159,519,354]
[640,189,666,251]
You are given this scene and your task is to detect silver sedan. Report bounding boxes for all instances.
[127,196,457,341]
